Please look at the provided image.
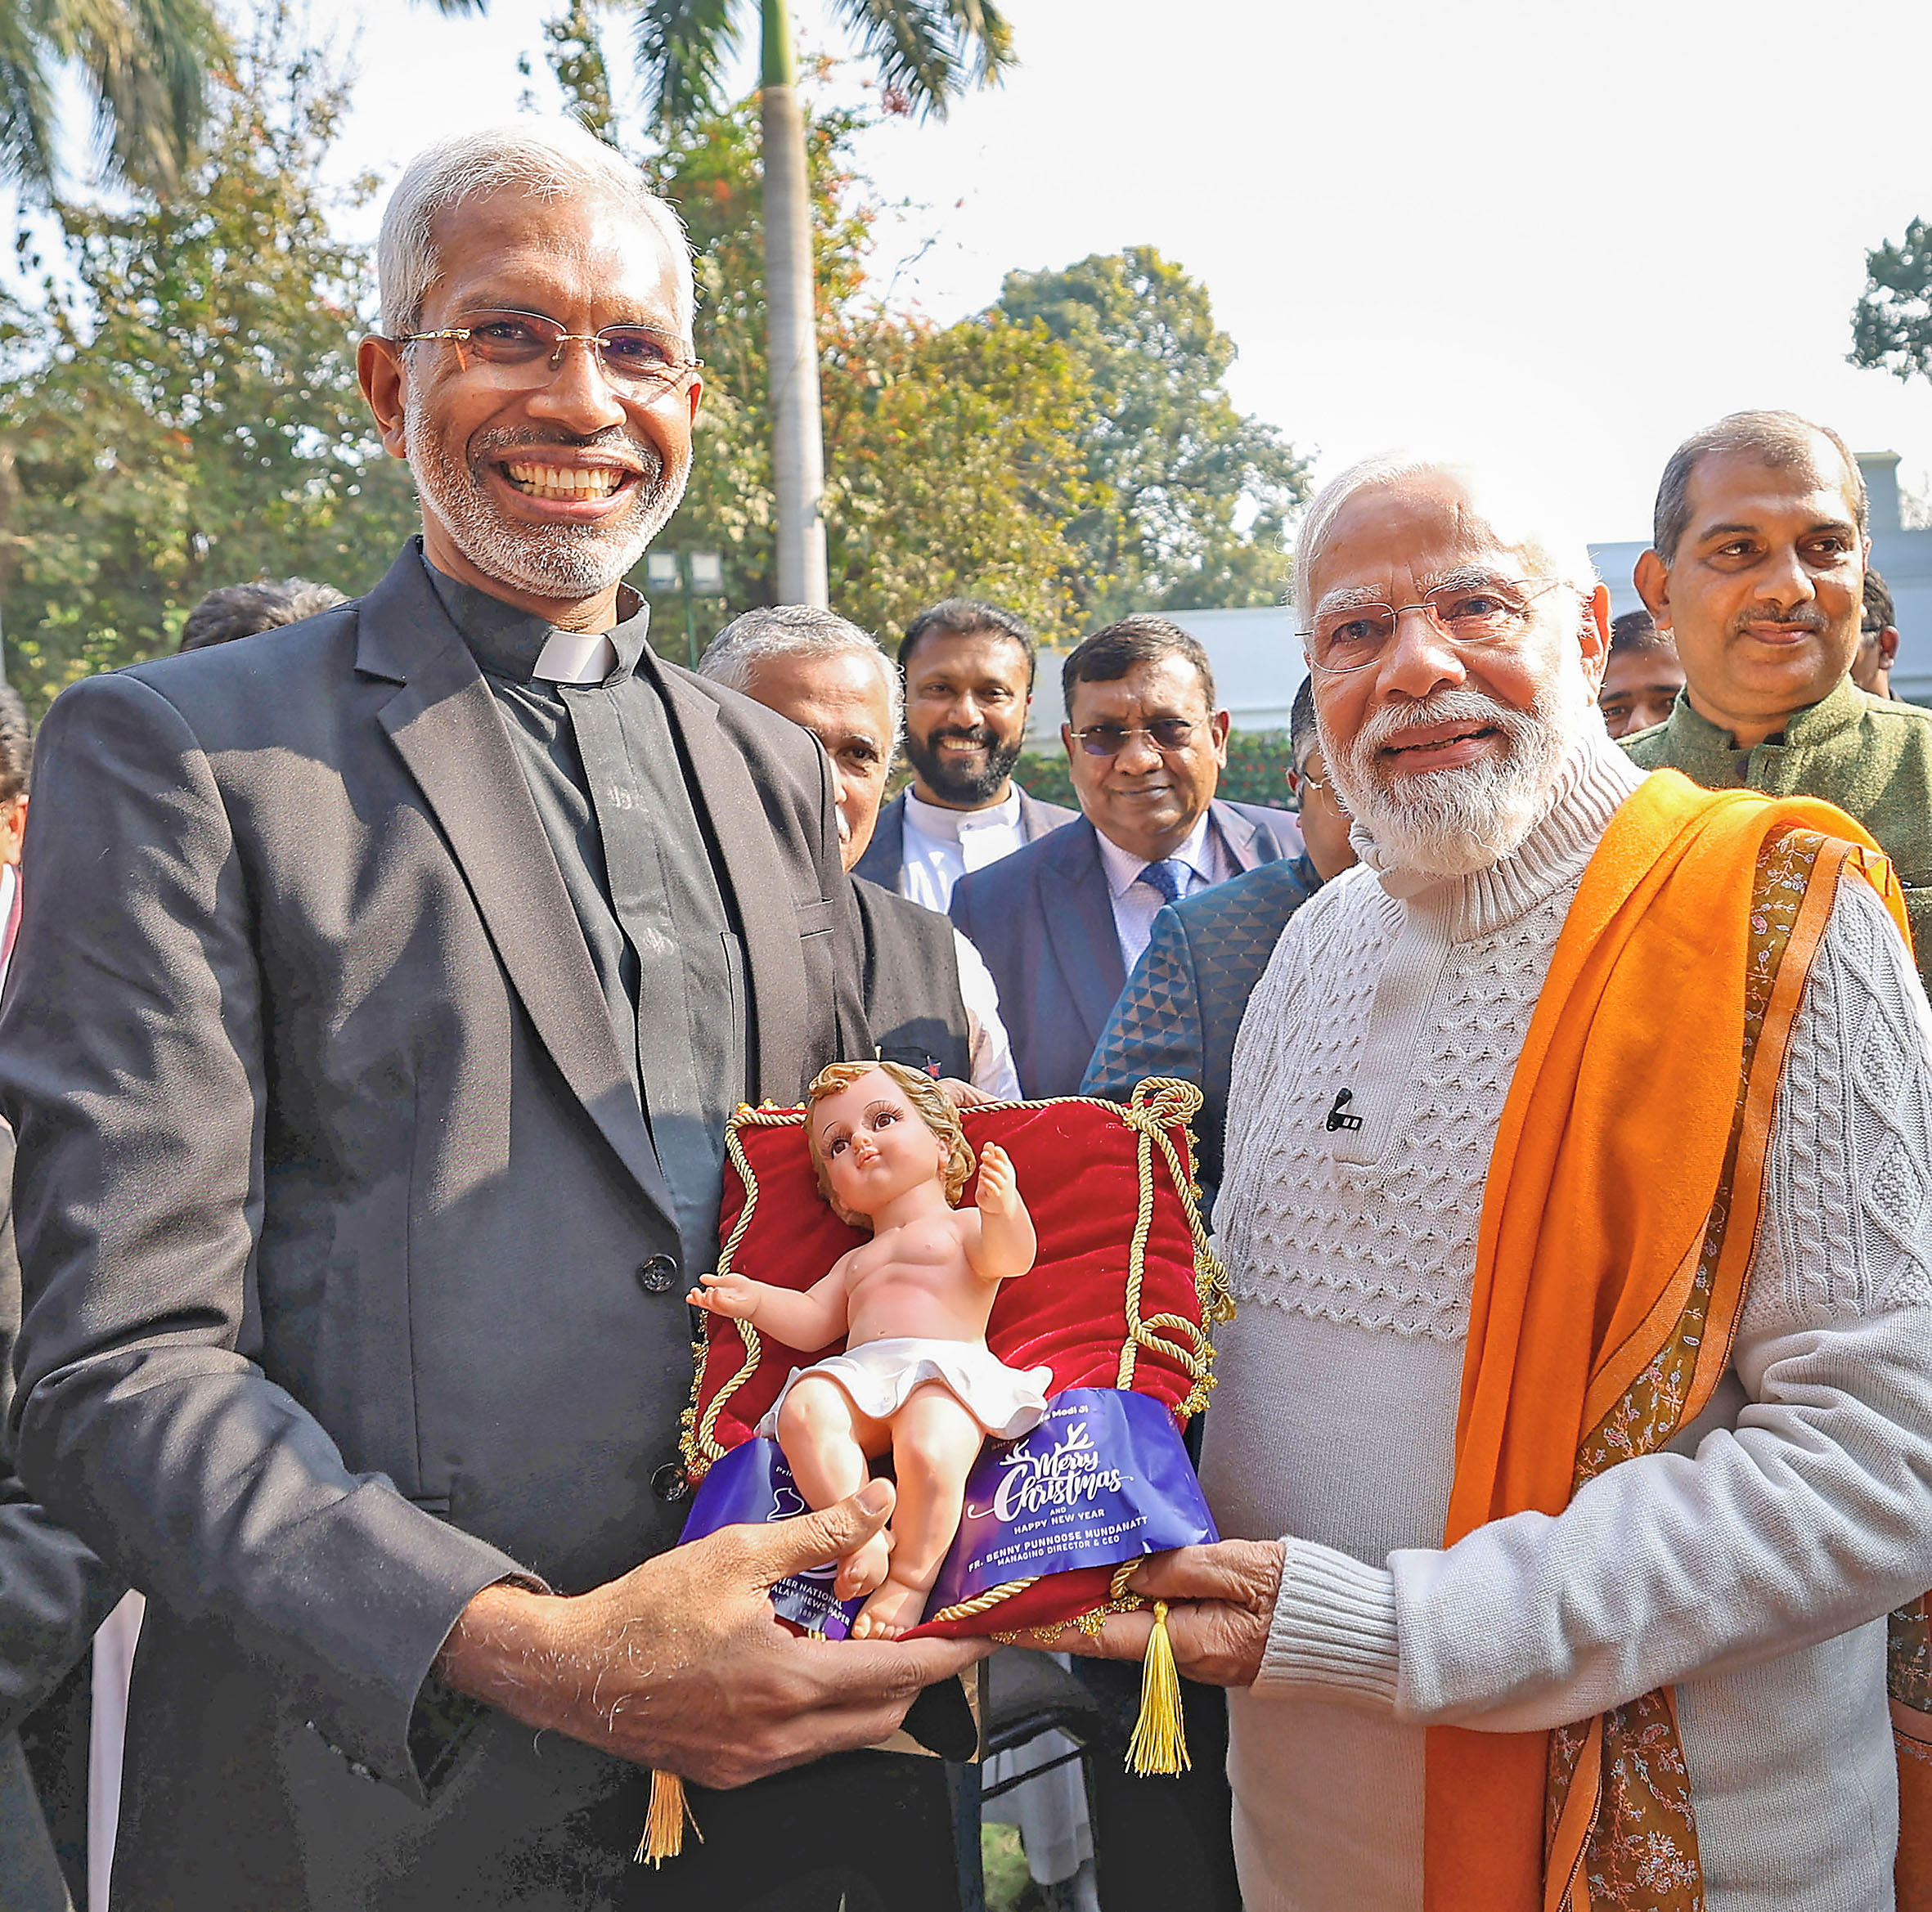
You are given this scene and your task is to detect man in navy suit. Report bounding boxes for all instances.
[1084,676,1357,1205]
[951,615,1297,1097]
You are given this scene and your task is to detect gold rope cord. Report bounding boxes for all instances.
[678,1075,1227,1646]
[925,1578,1042,1625]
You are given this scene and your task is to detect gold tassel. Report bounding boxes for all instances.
[1124,1600,1190,1775]
[636,1770,701,1865]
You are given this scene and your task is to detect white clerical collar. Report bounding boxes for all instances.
[903,784,1023,845]
[1096,809,1215,901]
[532,628,618,685]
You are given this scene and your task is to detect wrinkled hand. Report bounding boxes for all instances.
[687,1268,758,1319]
[1047,1542,1285,1688]
[975,1142,1021,1219]
[437,1479,989,1789]
[938,1077,995,1109]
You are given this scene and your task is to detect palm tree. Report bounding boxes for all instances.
[0,0,222,199]
[0,0,483,202]
[636,0,1013,604]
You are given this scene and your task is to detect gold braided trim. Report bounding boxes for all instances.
[680,1079,1226,1483]
[991,1561,1150,1645]
[924,1578,1043,1625]
[682,1108,792,1476]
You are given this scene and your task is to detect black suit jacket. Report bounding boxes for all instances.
[949,802,1296,1098]
[852,783,1076,891]
[0,546,867,1907]
[853,877,972,1083]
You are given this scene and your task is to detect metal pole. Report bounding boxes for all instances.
[683,584,697,670]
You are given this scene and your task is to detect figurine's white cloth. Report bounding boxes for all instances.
[757,1335,1053,1441]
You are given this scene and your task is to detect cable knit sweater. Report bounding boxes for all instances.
[1203,724,1932,1912]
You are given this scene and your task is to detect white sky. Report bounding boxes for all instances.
[308,0,1932,542]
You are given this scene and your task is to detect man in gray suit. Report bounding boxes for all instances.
[855,598,1074,906]
[0,119,977,1910]
[951,617,1299,1098]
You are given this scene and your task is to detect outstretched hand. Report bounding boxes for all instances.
[437,1479,990,1790]
[688,1268,759,1319]
[1044,1541,1286,1688]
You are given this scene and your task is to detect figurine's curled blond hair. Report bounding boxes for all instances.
[805,1061,977,1228]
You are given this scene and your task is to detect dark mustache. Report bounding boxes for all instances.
[1731,603,1826,636]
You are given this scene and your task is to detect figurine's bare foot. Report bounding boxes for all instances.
[833,1531,892,1602]
[851,1575,930,1640]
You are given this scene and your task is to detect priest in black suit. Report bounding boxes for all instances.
[0,119,978,1911]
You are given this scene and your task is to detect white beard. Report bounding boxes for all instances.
[403,389,688,599]
[1323,680,1588,880]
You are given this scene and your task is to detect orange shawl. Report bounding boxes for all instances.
[1424,770,1910,1911]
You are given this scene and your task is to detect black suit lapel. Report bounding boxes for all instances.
[357,553,675,1225]
[654,667,811,1101]
[1040,820,1126,1047]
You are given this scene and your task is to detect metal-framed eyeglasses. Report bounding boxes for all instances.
[1299,576,1573,675]
[1067,718,1197,758]
[384,308,703,396]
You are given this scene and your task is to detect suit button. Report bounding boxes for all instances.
[652,1462,690,1503]
[637,1254,677,1295]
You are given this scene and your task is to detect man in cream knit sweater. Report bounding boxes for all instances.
[1064,454,1932,1910]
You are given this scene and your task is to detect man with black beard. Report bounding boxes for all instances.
[855,598,1074,909]
[0,118,980,1909]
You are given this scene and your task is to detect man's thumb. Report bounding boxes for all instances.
[757,1479,895,1582]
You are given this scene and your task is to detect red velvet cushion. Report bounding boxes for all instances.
[685,1086,1215,1468]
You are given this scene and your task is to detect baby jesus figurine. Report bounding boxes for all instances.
[689,1061,1049,1639]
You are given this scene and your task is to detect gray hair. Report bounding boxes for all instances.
[1292,451,1599,624]
[376,118,694,341]
[1651,410,1867,564]
[180,578,349,652]
[698,604,903,747]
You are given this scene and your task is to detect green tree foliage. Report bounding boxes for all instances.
[646,89,1093,641]
[627,1,1013,602]
[0,0,222,200]
[0,21,418,708]
[634,0,1013,135]
[1852,218,1932,384]
[645,90,873,610]
[998,247,1310,623]
[820,305,1090,640]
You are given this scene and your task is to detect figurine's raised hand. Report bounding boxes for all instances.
[969,1142,1036,1281]
[975,1143,1020,1219]
[688,1268,759,1319]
